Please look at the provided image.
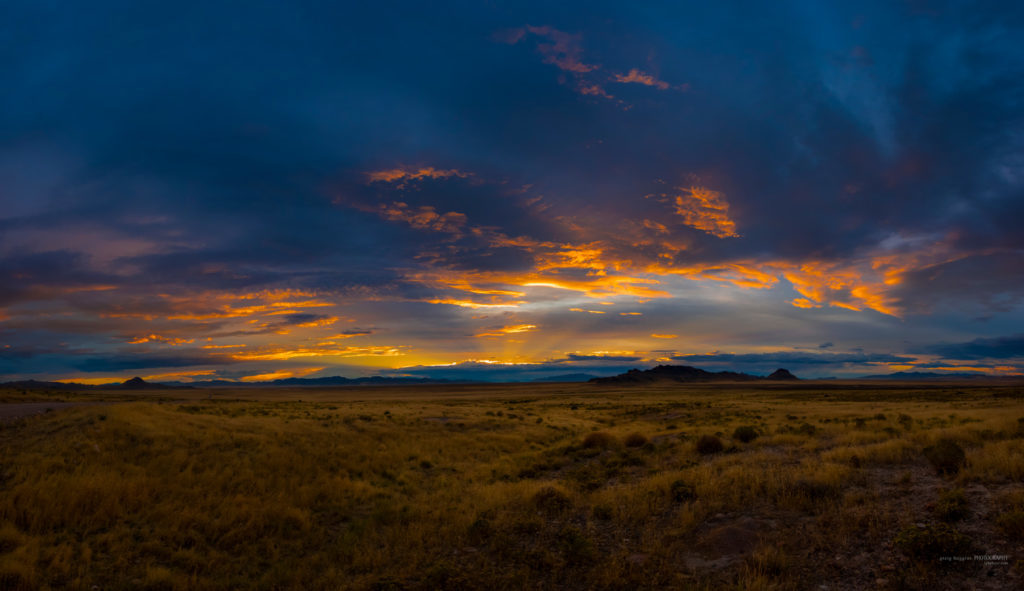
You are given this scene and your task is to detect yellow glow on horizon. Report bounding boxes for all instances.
[240,367,325,382]
[54,377,123,385]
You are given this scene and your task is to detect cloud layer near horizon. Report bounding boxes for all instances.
[2,1,1024,382]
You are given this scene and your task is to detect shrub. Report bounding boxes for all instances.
[582,431,618,449]
[893,523,973,562]
[533,486,573,514]
[924,438,966,476]
[746,543,790,578]
[696,434,724,455]
[732,426,759,443]
[791,478,841,502]
[995,510,1024,540]
[796,423,817,436]
[467,517,493,544]
[0,570,31,591]
[623,432,649,447]
[934,488,969,522]
[670,479,696,503]
[558,526,595,564]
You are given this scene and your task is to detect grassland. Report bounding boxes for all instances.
[1,381,1023,590]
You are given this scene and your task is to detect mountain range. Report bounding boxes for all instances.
[589,365,798,384]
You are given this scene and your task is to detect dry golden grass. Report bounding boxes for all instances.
[0,381,1022,589]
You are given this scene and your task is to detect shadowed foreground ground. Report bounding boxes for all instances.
[1,381,1023,590]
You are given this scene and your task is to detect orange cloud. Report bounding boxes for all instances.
[163,295,338,322]
[288,316,337,328]
[521,25,598,73]
[321,331,372,340]
[790,298,821,309]
[777,260,904,316]
[642,219,670,234]
[498,26,628,102]
[375,202,467,235]
[651,334,678,339]
[412,224,971,317]
[343,187,969,319]
[269,300,333,308]
[240,367,325,382]
[366,167,471,184]
[128,334,194,345]
[476,323,538,337]
[579,84,614,99]
[613,69,670,90]
[231,345,404,361]
[635,234,971,316]
[408,258,669,304]
[425,297,525,309]
[141,370,217,381]
[648,261,779,290]
[533,243,607,271]
[673,186,739,238]
[235,289,321,301]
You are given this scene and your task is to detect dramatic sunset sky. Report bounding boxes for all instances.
[2,2,1023,383]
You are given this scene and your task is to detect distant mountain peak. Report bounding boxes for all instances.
[116,376,181,390]
[767,368,798,380]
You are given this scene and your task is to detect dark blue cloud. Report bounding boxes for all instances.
[915,335,1024,360]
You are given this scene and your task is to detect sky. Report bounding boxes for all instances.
[2,1,1024,383]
